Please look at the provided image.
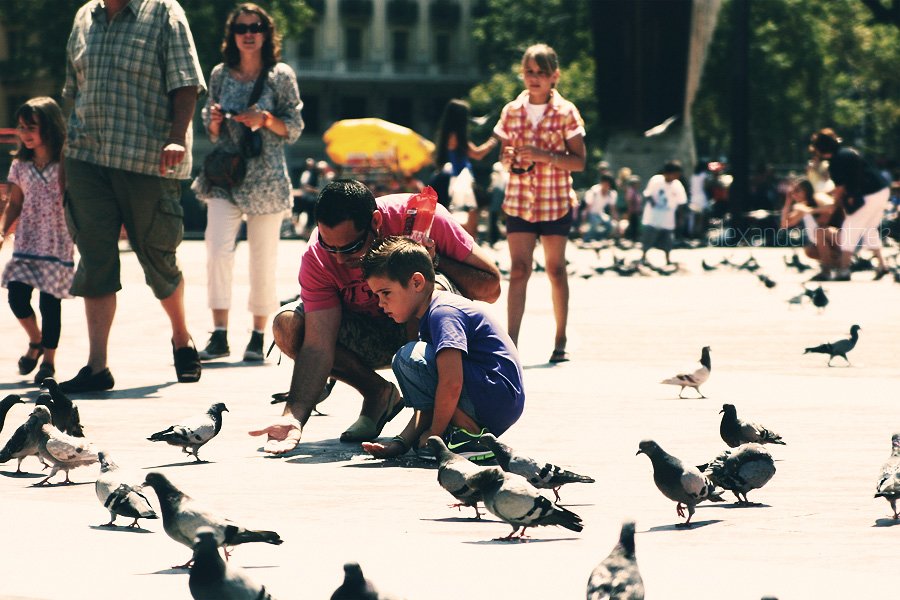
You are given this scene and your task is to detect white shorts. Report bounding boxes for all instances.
[838,187,889,253]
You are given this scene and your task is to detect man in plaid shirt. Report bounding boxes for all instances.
[60,0,206,392]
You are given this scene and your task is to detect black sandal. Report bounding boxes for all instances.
[18,343,43,375]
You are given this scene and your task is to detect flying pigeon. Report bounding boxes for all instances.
[803,324,860,366]
[586,520,644,600]
[330,562,404,600]
[757,273,777,289]
[636,439,725,527]
[875,432,900,519]
[697,443,776,505]
[189,527,277,600]
[477,433,595,501]
[719,404,785,448]
[39,378,85,437]
[464,467,584,540]
[660,346,711,398]
[426,436,488,519]
[142,471,283,568]
[34,409,99,485]
[804,285,828,312]
[95,451,158,528]
[784,253,812,273]
[148,402,228,462]
[0,394,23,435]
[643,115,677,137]
[0,404,51,473]
[701,259,718,272]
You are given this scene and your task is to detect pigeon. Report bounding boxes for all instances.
[34,410,99,485]
[464,467,583,540]
[643,114,677,137]
[660,346,711,398]
[0,394,23,435]
[756,273,777,289]
[142,471,282,568]
[95,451,158,528]
[719,404,785,447]
[804,285,828,312]
[586,520,644,600]
[39,378,85,436]
[189,527,277,600]
[784,253,812,273]
[426,436,488,519]
[636,439,725,527]
[803,324,860,366]
[331,562,404,600]
[737,256,760,272]
[477,433,595,501]
[701,259,718,272]
[786,290,806,308]
[0,404,51,473]
[697,443,776,505]
[148,402,228,462]
[874,432,900,519]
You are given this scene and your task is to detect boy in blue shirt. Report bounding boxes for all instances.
[359,237,524,461]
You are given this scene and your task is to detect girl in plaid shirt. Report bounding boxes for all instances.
[493,44,586,363]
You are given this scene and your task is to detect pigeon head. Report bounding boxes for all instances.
[0,394,22,408]
[34,393,53,409]
[342,562,365,585]
[617,520,637,556]
[425,436,451,459]
[209,402,229,415]
[720,403,736,416]
[31,405,51,423]
[143,471,181,499]
[97,451,118,472]
[636,439,660,457]
[40,377,60,392]
[892,432,900,450]
[193,526,218,550]
[850,324,861,334]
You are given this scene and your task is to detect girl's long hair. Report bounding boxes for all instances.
[434,99,470,167]
[222,3,281,69]
[12,96,66,163]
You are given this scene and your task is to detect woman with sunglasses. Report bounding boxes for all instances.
[193,3,303,362]
[492,44,586,363]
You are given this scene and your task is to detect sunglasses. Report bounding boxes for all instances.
[319,228,372,255]
[232,22,267,35]
[510,161,535,175]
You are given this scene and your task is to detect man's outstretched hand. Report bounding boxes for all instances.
[248,416,302,454]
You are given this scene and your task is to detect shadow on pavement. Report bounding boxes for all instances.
[647,519,722,531]
[464,536,581,544]
[63,382,178,401]
[872,517,900,527]
[88,524,154,534]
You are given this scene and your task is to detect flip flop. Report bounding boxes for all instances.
[549,349,570,363]
[340,385,403,443]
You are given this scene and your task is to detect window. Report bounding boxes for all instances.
[392,30,409,64]
[298,27,316,59]
[340,96,367,120]
[387,97,413,129]
[345,26,363,60]
[435,33,450,65]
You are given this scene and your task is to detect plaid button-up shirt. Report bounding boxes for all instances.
[494,90,585,223]
[63,0,206,178]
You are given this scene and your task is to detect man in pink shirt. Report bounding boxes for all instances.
[249,179,501,453]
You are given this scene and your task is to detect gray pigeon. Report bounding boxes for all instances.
[803,324,860,366]
[142,471,282,568]
[636,439,725,527]
[148,402,228,462]
[426,436,487,519]
[39,378,85,436]
[0,394,23,435]
[874,432,900,519]
[35,408,99,485]
[0,405,51,473]
[586,520,644,600]
[465,467,584,540]
[478,433,595,501]
[95,451,158,528]
[719,404,785,448]
[331,562,404,600]
[660,346,711,398]
[697,443,776,505]
[189,527,277,600]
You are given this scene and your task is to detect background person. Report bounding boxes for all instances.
[193,3,303,363]
[640,160,687,266]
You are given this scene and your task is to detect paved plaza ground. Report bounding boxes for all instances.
[0,235,898,599]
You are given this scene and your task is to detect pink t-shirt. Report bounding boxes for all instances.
[299,193,474,317]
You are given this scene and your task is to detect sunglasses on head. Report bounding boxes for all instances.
[319,228,372,255]
[232,22,267,35]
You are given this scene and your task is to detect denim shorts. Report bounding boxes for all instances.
[391,341,478,420]
[506,209,573,236]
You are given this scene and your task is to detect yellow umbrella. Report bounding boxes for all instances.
[323,118,435,174]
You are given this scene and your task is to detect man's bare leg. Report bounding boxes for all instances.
[159,279,191,349]
[85,293,116,373]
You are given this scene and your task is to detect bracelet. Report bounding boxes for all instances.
[262,111,274,129]
[432,253,440,268]
[392,435,411,454]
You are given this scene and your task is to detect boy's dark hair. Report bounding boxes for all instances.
[13,97,66,163]
[222,3,281,69]
[810,128,841,156]
[662,160,683,174]
[599,173,615,185]
[360,236,435,285]
[315,179,377,231]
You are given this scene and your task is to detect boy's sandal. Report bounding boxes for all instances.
[549,349,570,363]
[18,343,43,376]
[340,384,403,443]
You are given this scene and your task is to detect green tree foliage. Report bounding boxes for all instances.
[693,0,900,165]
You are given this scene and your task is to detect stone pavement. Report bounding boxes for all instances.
[0,236,898,600]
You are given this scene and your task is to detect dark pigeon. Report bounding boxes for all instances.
[698,443,776,505]
[426,436,487,519]
[0,404,51,473]
[465,467,584,540]
[330,562,404,600]
[875,432,900,519]
[189,527,277,600]
[803,324,860,366]
[478,433,595,501]
[95,451,158,528]
[701,259,718,272]
[39,378,85,437]
[586,520,644,600]
[34,407,99,485]
[719,404,785,448]
[0,394,23,435]
[757,273,777,289]
[784,253,812,273]
[148,402,228,462]
[660,346,711,398]
[142,471,282,568]
[804,285,828,312]
[636,439,725,527]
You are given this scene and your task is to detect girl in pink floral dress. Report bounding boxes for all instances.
[0,97,73,384]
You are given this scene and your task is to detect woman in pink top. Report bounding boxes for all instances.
[493,44,586,363]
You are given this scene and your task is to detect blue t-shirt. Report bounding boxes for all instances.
[419,291,524,435]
